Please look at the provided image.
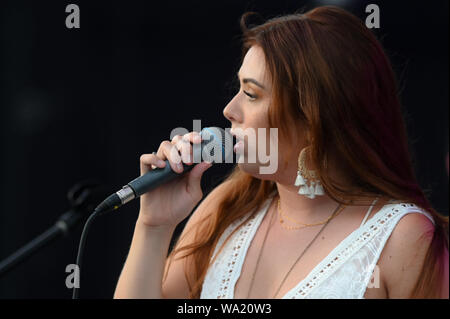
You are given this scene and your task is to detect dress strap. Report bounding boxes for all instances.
[359,196,379,227]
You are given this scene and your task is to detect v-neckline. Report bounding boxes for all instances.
[231,195,394,299]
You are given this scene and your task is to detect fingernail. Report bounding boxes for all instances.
[177,163,183,171]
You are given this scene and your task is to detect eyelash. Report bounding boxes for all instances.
[231,78,257,101]
[243,90,256,101]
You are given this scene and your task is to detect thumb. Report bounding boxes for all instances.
[186,161,213,193]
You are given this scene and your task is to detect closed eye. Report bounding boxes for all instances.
[231,75,257,99]
[243,90,256,100]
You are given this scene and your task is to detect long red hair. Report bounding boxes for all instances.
[164,5,449,298]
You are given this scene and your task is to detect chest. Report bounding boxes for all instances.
[232,207,389,299]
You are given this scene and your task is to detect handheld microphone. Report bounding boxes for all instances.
[94,127,233,215]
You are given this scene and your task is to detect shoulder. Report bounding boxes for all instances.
[386,203,435,241]
[378,203,436,298]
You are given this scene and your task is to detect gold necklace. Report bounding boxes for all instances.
[245,196,343,298]
[278,198,346,230]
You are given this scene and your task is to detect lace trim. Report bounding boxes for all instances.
[286,203,434,298]
[204,200,434,299]
[214,200,271,299]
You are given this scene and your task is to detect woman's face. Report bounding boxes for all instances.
[223,45,280,178]
[223,46,350,189]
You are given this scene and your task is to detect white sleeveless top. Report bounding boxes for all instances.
[200,194,435,299]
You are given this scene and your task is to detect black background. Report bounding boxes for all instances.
[0,0,448,298]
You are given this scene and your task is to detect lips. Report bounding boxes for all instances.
[230,129,245,153]
[233,140,244,153]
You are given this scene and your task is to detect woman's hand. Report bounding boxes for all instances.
[137,131,212,228]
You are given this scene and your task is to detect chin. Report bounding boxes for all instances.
[237,160,277,181]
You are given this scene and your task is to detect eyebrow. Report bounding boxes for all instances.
[237,72,266,90]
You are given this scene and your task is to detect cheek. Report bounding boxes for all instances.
[245,105,269,129]
[241,105,266,141]
[251,110,270,144]
[240,123,273,161]
[237,128,280,178]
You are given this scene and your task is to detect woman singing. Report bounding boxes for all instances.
[114,6,449,299]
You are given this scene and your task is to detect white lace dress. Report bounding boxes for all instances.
[200,194,435,299]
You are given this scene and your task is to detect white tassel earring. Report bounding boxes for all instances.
[294,146,325,199]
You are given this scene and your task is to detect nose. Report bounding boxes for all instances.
[223,95,242,124]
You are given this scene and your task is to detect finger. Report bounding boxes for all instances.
[174,135,193,164]
[182,131,202,144]
[149,152,163,170]
[175,132,202,164]
[171,134,183,144]
[172,132,201,144]
[140,153,166,175]
[155,141,170,161]
[160,141,183,173]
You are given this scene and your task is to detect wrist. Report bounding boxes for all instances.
[136,216,177,233]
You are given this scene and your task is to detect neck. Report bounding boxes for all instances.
[275,182,341,223]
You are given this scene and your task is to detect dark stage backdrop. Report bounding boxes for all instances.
[0,0,448,298]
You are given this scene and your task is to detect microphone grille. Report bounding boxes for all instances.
[200,127,234,163]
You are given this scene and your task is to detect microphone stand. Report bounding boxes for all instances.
[0,180,105,277]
